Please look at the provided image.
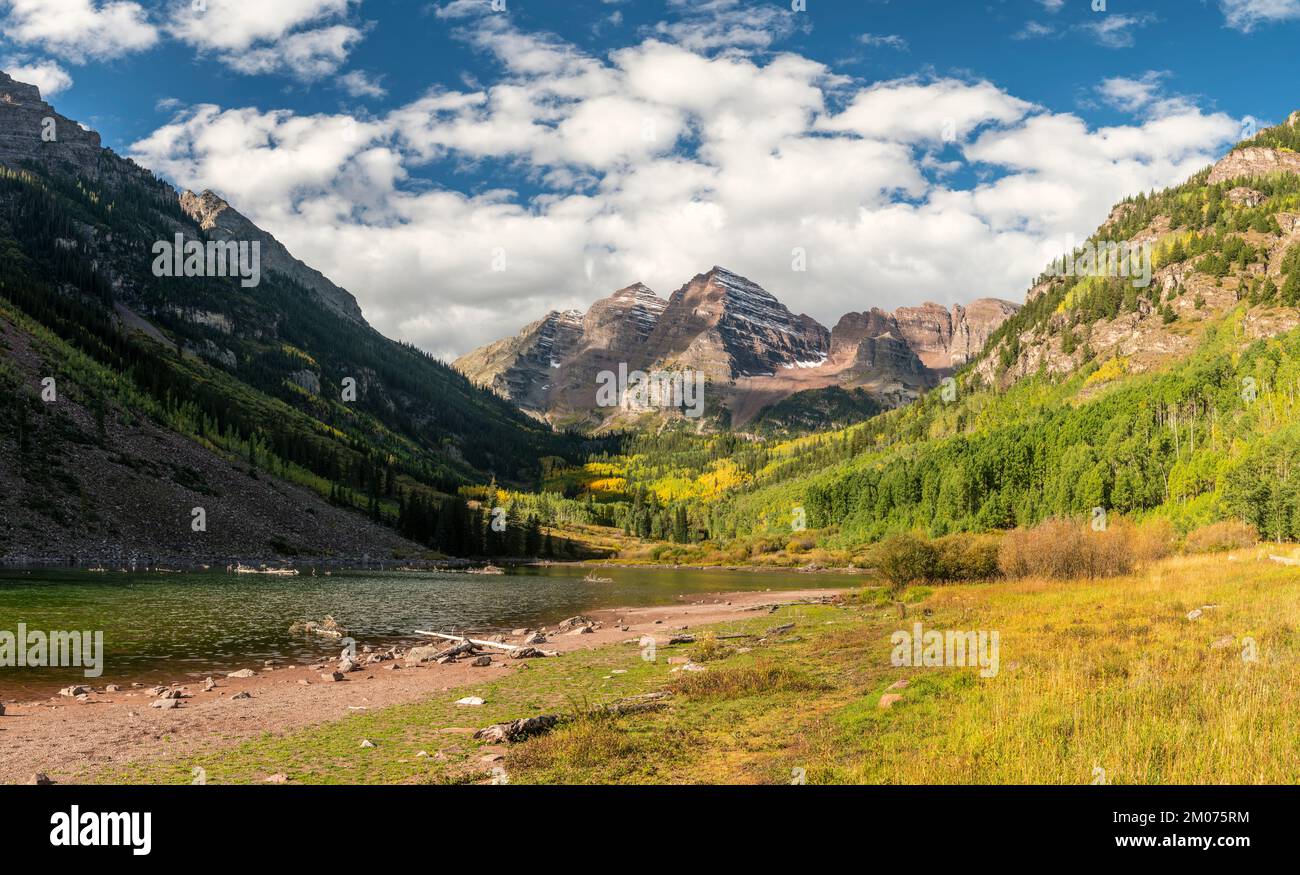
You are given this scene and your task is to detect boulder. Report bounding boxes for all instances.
[471,655,493,667]
[523,633,547,645]
[405,645,442,666]
[150,698,180,710]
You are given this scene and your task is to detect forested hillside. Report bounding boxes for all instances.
[0,73,606,562]
[527,110,1300,556]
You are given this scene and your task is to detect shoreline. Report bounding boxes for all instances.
[0,586,847,784]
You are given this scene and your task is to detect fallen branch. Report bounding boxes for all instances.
[415,630,524,651]
[416,630,557,657]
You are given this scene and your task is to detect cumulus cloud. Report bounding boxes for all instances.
[1,55,72,96]
[128,19,1245,361]
[1221,0,1300,31]
[339,69,386,98]
[167,0,365,80]
[0,0,158,62]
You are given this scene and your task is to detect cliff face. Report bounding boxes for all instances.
[0,71,103,175]
[179,190,366,324]
[1207,146,1300,185]
[455,267,1020,432]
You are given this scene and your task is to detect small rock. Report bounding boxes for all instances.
[666,656,690,665]
[511,628,529,636]
[104,685,121,693]
[360,739,376,748]
[227,669,256,679]
[455,696,485,706]
[888,679,910,690]
[320,671,346,682]
[231,691,252,700]
[879,693,903,709]
[151,698,180,710]
[471,655,492,667]
[31,773,53,785]
[523,633,547,645]
[58,685,89,698]
[416,751,430,758]
[668,635,695,645]
[1210,636,1235,650]
[203,677,217,692]
[0,703,6,716]
[264,774,288,784]
[1187,609,1203,621]
[298,679,311,686]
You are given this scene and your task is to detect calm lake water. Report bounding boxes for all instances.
[0,565,838,696]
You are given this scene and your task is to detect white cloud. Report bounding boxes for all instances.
[1221,0,1300,31]
[0,0,158,62]
[339,69,386,98]
[1081,13,1157,48]
[651,0,805,52]
[1,55,72,96]
[127,20,1245,361]
[860,33,908,50]
[1013,21,1055,40]
[1038,0,1065,11]
[167,0,364,80]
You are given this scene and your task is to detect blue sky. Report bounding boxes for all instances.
[2,0,1299,357]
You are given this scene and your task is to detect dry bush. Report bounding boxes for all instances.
[999,517,1134,580]
[1130,517,1177,563]
[1185,520,1259,554]
[933,532,1002,581]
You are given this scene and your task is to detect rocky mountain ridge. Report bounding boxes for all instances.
[455,265,1019,431]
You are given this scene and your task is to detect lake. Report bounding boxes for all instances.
[0,565,846,696]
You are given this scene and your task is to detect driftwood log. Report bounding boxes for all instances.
[415,630,558,657]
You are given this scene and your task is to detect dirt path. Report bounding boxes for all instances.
[0,588,844,784]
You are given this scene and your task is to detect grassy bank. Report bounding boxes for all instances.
[101,550,1300,785]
